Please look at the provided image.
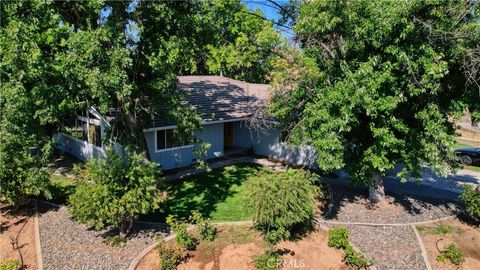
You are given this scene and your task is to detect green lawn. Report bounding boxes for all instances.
[46,174,78,204]
[463,165,480,172]
[143,163,275,222]
[454,143,474,149]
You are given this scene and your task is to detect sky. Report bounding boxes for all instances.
[243,0,295,41]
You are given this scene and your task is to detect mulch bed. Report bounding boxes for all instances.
[318,184,463,270]
[37,202,168,270]
[325,184,459,224]
[346,225,427,270]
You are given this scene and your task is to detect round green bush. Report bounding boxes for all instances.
[245,168,321,242]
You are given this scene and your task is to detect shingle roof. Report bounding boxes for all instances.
[151,76,269,128]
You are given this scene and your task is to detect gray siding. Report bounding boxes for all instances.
[145,123,224,170]
[235,125,319,169]
[144,121,319,170]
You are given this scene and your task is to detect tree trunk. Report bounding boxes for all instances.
[119,217,134,239]
[368,173,385,204]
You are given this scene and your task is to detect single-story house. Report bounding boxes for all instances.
[54,76,318,170]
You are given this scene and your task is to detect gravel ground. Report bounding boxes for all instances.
[324,184,459,224]
[37,202,168,270]
[344,225,427,270]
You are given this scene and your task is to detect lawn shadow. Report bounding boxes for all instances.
[141,163,264,222]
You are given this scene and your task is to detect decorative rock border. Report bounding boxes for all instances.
[128,221,253,270]
[412,224,432,270]
[34,201,44,270]
[316,215,456,227]
[127,225,195,270]
[128,220,375,270]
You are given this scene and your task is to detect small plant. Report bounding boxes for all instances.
[416,224,454,235]
[328,227,349,249]
[103,235,125,247]
[343,245,370,269]
[166,215,197,250]
[328,227,370,269]
[71,163,83,178]
[190,211,217,241]
[0,260,20,270]
[157,240,183,270]
[437,243,465,266]
[460,185,480,220]
[254,250,281,270]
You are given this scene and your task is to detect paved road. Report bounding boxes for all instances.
[325,167,480,201]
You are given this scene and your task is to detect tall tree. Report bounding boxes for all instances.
[269,0,480,203]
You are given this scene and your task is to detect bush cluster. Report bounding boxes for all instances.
[343,245,370,269]
[190,211,217,241]
[328,227,369,269]
[328,227,349,249]
[157,240,183,270]
[68,149,162,237]
[245,169,321,244]
[460,185,480,220]
[166,215,197,251]
[254,250,281,270]
[437,243,465,266]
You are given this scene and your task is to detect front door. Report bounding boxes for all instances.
[224,122,233,150]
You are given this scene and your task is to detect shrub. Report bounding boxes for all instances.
[437,244,465,266]
[68,149,162,237]
[254,250,281,270]
[460,185,480,220]
[71,163,83,178]
[328,227,370,269]
[0,139,52,207]
[0,260,20,270]
[245,169,320,242]
[157,240,183,270]
[343,245,370,269]
[166,215,197,250]
[328,227,349,249]
[190,211,217,241]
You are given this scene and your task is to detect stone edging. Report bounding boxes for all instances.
[127,225,195,270]
[316,215,456,227]
[412,224,433,270]
[316,223,377,270]
[34,201,44,270]
[127,221,253,270]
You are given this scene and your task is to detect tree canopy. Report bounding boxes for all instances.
[0,0,282,206]
[269,0,480,202]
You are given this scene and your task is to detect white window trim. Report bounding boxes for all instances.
[154,129,194,153]
[155,144,194,153]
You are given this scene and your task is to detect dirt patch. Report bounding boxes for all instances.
[418,219,480,270]
[136,226,347,270]
[277,230,347,270]
[0,204,38,269]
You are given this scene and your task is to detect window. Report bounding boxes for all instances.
[156,129,193,151]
